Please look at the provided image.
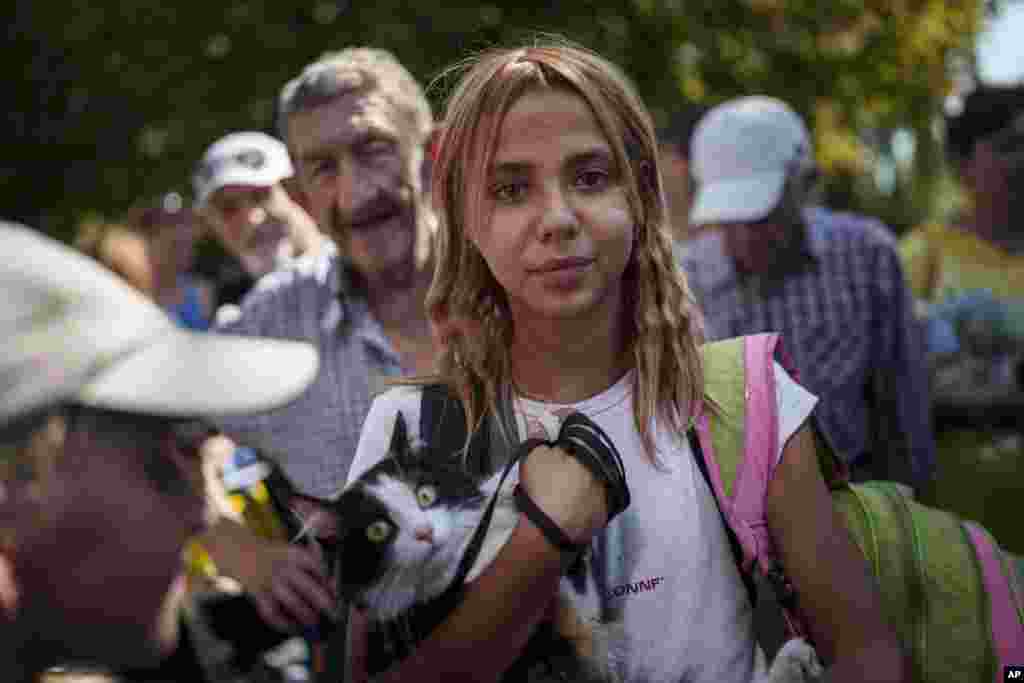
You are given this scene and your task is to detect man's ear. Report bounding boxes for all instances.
[283,175,313,214]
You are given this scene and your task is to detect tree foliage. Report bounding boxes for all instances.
[2,0,995,241]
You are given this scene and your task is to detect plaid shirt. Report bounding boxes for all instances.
[681,207,936,487]
[213,241,404,499]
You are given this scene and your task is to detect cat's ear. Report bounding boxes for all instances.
[389,411,412,458]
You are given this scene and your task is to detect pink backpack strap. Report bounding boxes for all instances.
[733,333,781,567]
[737,334,811,637]
[695,334,811,638]
[725,333,795,569]
[964,522,1024,677]
[693,333,788,568]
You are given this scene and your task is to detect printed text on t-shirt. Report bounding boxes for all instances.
[604,576,666,600]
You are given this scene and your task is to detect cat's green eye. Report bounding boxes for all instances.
[416,484,438,508]
[366,520,391,544]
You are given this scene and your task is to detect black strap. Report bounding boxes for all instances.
[420,383,491,477]
[445,436,549,594]
[514,484,586,554]
[687,427,759,610]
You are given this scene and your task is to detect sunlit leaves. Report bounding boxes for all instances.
[2,0,993,239]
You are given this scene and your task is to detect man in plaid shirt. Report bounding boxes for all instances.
[680,96,935,491]
[194,48,440,644]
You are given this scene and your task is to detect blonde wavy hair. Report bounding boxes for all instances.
[425,39,704,461]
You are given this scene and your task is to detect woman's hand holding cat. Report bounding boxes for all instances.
[518,443,609,546]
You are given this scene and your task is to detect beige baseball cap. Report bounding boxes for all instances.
[0,221,318,425]
[690,96,814,226]
[193,131,294,207]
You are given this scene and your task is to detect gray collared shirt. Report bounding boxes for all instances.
[681,207,936,487]
[213,241,404,499]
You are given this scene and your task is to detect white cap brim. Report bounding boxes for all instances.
[2,222,319,426]
[689,170,786,226]
[78,329,318,419]
[195,167,292,207]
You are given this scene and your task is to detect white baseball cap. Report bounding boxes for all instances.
[193,132,294,208]
[0,221,318,426]
[689,96,814,226]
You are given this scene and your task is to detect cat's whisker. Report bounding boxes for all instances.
[453,495,487,512]
[289,505,323,545]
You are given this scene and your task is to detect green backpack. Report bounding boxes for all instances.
[695,334,1024,682]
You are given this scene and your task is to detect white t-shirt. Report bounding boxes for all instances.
[347,363,817,683]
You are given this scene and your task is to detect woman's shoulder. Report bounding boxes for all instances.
[365,383,430,429]
[349,383,431,484]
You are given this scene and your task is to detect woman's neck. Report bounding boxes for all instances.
[509,295,631,405]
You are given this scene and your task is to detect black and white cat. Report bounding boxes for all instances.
[331,411,518,620]
[319,411,823,683]
[327,411,623,682]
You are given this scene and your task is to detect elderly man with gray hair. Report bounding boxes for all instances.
[192,130,323,323]
[193,48,440,653]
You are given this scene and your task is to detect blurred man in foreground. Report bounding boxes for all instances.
[0,221,318,682]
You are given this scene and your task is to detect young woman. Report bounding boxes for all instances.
[345,40,906,682]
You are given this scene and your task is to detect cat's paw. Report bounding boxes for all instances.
[765,638,824,683]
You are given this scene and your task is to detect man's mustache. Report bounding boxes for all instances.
[337,193,406,232]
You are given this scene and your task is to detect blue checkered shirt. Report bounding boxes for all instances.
[681,207,936,486]
[213,241,404,499]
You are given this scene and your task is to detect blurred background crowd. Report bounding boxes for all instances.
[3,1,1020,240]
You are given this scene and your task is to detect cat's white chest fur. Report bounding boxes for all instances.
[464,465,521,583]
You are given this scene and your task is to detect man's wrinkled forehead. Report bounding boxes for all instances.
[283,63,424,139]
[280,62,368,115]
[288,88,420,158]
